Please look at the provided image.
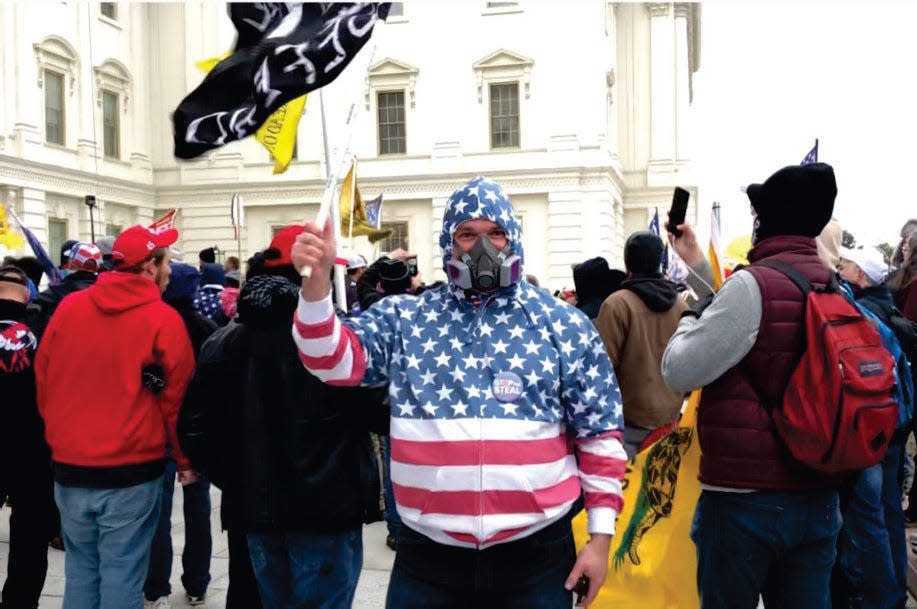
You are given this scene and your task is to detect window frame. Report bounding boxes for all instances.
[99,2,117,20]
[43,69,66,146]
[377,89,407,156]
[489,82,520,150]
[101,90,120,159]
[378,221,410,254]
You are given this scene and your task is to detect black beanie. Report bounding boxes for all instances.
[199,247,216,264]
[747,163,836,242]
[624,231,665,275]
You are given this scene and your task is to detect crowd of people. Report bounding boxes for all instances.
[0,164,915,609]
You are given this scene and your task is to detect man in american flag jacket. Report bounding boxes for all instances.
[291,176,626,608]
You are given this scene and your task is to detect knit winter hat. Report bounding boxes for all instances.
[747,163,836,243]
[624,231,665,275]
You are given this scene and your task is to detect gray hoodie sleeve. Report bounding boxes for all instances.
[661,270,763,393]
[686,258,715,300]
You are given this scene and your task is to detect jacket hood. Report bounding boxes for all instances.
[88,271,163,314]
[439,176,524,270]
[621,275,679,312]
[200,263,225,287]
[236,274,300,327]
[163,262,201,303]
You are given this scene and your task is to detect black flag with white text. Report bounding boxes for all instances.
[172,2,389,160]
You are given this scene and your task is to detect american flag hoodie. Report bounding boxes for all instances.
[293,176,626,548]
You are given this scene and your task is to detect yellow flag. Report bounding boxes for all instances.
[0,205,26,250]
[339,160,393,244]
[573,390,703,609]
[196,54,306,175]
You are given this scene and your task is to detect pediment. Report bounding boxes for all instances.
[369,58,419,78]
[472,49,533,71]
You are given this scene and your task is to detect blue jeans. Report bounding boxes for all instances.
[55,478,163,609]
[385,517,576,609]
[381,436,402,539]
[691,489,842,609]
[837,442,907,609]
[246,529,363,609]
[144,460,212,600]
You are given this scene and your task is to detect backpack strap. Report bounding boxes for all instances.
[754,260,814,296]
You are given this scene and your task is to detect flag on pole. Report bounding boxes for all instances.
[173,3,390,160]
[231,194,245,240]
[649,208,688,283]
[338,159,392,244]
[6,207,62,284]
[801,138,819,165]
[0,204,26,250]
[365,194,383,229]
[149,209,177,235]
[709,203,725,291]
[195,52,307,175]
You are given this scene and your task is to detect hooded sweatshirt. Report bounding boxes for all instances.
[292,176,626,549]
[35,271,195,486]
[596,274,689,429]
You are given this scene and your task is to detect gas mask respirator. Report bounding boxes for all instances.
[446,236,521,291]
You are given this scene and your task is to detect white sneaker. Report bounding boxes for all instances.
[144,597,171,609]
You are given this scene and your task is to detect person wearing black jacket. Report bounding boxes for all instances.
[33,242,102,334]
[0,265,57,608]
[179,231,388,609]
[143,262,218,607]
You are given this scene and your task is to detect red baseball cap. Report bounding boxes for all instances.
[111,225,179,268]
[264,224,305,268]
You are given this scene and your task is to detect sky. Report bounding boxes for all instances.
[692,0,916,250]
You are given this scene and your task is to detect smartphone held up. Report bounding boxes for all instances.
[667,187,690,238]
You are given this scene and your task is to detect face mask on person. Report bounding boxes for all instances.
[446,235,521,291]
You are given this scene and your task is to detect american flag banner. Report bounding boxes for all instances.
[801,139,819,165]
[149,209,177,235]
[173,3,390,159]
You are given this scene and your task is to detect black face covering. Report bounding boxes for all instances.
[463,236,508,291]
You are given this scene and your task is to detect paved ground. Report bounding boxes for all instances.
[3,482,917,608]
[0,483,394,608]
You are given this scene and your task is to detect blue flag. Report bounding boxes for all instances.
[365,194,383,229]
[801,139,819,165]
[8,207,62,284]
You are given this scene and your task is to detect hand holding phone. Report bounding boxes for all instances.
[574,575,590,606]
[667,187,690,238]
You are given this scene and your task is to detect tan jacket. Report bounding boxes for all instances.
[596,289,689,429]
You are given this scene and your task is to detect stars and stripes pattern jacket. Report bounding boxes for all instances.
[293,176,626,549]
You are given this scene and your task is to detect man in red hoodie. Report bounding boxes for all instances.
[35,224,195,609]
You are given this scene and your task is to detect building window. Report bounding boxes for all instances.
[102,91,119,158]
[48,219,68,266]
[487,1,519,7]
[377,91,406,155]
[44,71,65,145]
[378,221,409,252]
[104,222,122,237]
[100,2,116,19]
[388,2,404,16]
[489,82,519,149]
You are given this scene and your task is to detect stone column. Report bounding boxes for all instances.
[546,190,585,290]
[674,3,691,163]
[648,2,675,165]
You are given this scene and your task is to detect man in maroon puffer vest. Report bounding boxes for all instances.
[662,163,841,609]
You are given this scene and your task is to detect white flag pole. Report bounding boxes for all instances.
[319,88,349,312]
[301,22,383,282]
